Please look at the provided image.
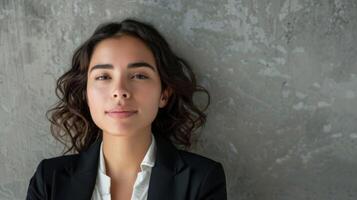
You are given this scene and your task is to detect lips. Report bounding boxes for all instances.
[106,110,137,113]
[106,107,137,113]
[105,108,137,118]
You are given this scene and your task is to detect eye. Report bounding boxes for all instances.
[132,74,149,80]
[95,75,111,80]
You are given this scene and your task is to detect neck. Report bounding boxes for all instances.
[102,130,152,179]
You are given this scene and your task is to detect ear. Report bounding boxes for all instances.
[159,86,173,108]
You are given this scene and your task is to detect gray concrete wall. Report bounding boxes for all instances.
[1,0,357,199]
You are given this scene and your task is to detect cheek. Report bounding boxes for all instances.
[138,87,161,112]
[87,86,107,113]
[86,85,112,129]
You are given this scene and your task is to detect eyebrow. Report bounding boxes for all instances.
[89,62,156,73]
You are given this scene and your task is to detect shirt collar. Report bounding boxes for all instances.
[140,133,156,170]
[98,133,157,174]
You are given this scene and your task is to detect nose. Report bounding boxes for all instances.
[113,92,129,98]
[112,76,131,99]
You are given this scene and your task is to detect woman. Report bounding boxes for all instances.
[26,18,227,200]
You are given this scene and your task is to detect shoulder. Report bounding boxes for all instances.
[176,150,227,199]
[177,149,222,169]
[177,149,226,179]
[36,154,80,177]
[44,153,80,164]
[26,154,81,199]
[44,153,79,167]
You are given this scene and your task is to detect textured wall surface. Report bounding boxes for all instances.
[1,0,357,199]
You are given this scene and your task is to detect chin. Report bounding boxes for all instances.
[102,127,138,137]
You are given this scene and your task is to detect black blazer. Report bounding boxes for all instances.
[26,135,227,200]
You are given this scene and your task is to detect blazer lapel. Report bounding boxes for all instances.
[147,135,190,200]
[52,138,101,200]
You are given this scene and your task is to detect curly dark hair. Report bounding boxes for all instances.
[46,18,210,155]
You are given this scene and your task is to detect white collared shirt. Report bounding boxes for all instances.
[91,134,156,200]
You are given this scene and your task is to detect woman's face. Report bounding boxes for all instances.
[86,35,169,137]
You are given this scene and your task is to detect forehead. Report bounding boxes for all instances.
[89,35,156,68]
[93,35,152,56]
